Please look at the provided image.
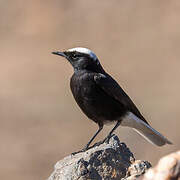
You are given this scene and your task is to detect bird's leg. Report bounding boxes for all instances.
[71,125,103,155]
[83,125,103,151]
[102,121,121,143]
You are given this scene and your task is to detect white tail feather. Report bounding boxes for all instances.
[121,112,172,146]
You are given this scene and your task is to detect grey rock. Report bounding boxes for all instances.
[48,135,151,180]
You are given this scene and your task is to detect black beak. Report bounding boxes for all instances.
[52,51,66,57]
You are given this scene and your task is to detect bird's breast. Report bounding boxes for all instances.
[71,73,99,102]
[70,72,123,123]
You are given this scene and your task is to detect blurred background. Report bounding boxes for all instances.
[1,0,180,179]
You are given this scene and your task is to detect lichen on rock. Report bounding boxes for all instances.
[48,135,151,180]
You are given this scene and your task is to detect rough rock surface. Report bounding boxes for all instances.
[48,135,151,180]
[141,151,180,180]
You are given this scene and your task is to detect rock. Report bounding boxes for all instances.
[124,160,151,180]
[141,151,180,180]
[47,135,151,180]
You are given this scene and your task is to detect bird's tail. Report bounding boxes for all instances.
[121,112,172,146]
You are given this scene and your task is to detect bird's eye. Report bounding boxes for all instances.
[72,53,77,58]
[71,52,81,59]
[71,53,77,59]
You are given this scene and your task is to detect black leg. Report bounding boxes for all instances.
[71,125,103,155]
[83,125,103,150]
[102,121,121,143]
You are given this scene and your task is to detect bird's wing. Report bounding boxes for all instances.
[94,73,149,124]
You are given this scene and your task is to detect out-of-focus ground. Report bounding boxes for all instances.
[0,1,180,179]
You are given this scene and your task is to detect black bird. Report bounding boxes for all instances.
[52,47,172,151]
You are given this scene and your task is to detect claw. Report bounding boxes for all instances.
[71,141,104,155]
[71,146,89,156]
[102,134,114,144]
[71,134,114,156]
[71,149,85,156]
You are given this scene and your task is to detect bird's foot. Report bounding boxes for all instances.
[102,134,114,144]
[71,149,85,156]
[89,135,114,148]
[90,140,103,148]
[71,145,89,156]
[71,141,104,155]
[71,134,115,155]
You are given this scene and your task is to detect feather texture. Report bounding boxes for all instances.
[121,112,172,146]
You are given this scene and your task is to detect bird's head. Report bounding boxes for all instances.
[52,47,104,72]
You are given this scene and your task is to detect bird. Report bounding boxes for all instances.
[52,47,172,151]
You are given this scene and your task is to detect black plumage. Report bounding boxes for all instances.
[52,47,172,151]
